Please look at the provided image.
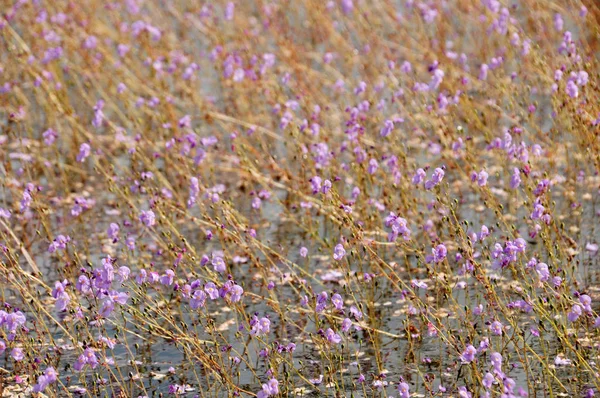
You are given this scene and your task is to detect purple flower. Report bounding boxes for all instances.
[225,2,235,20]
[205,282,220,300]
[331,293,344,310]
[212,255,226,273]
[424,167,445,190]
[385,212,411,242]
[432,244,447,263]
[139,210,156,227]
[479,64,489,80]
[458,386,472,398]
[43,128,58,145]
[33,366,58,393]
[250,316,270,336]
[74,348,98,371]
[333,244,346,261]
[77,143,91,162]
[52,280,70,311]
[412,168,426,185]
[367,158,379,174]
[460,344,477,363]
[229,285,244,303]
[490,352,502,373]
[380,119,394,137]
[554,355,572,366]
[11,347,24,361]
[535,262,550,282]
[187,177,200,207]
[190,290,207,309]
[398,382,410,398]
[299,247,308,258]
[483,372,495,389]
[310,176,322,194]
[160,269,175,286]
[257,378,278,398]
[92,100,104,128]
[49,234,70,253]
[325,328,341,344]
[580,294,593,313]
[107,223,119,242]
[568,304,582,322]
[341,318,352,333]
[315,291,329,313]
[510,167,521,189]
[490,321,503,336]
[116,266,130,283]
[566,80,578,98]
[475,170,488,186]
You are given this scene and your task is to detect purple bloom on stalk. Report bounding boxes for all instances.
[33,366,57,393]
[316,292,328,313]
[3,311,26,333]
[341,318,352,333]
[472,169,488,186]
[92,100,104,128]
[74,348,98,371]
[380,119,394,137]
[126,236,136,250]
[212,255,226,273]
[586,389,595,398]
[224,2,235,21]
[490,352,502,373]
[460,344,477,363]
[139,210,156,227]
[48,234,70,253]
[190,290,207,309]
[568,304,582,322]
[52,280,70,311]
[385,212,411,242]
[107,223,119,242]
[310,176,322,194]
[250,315,270,336]
[11,347,24,361]
[580,294,593,313]
[43,128,58,145]
[116,266,130,283]
[367,158,379,174]
[229,285,244,302]
[412,168,426,185]
[424,167,445,190]
[490,321,503,335]
[205,282,219,300]
[398,382,410,398]
[432,244,447,263]
[325,328,341,344]
[535,262,550,282]
[458,386,472,398]
[188,177,200,207]
[257,378,279,398]
[333,244,346,261]
[77,143,91,162]
[483,372,495,389]
[299,247,308,258]
[160,269,175,286]
[510,167,521,189]
[566,80,578,98]
[479,64,489,80]
[331,293,344,310]
[0,340,5,354]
